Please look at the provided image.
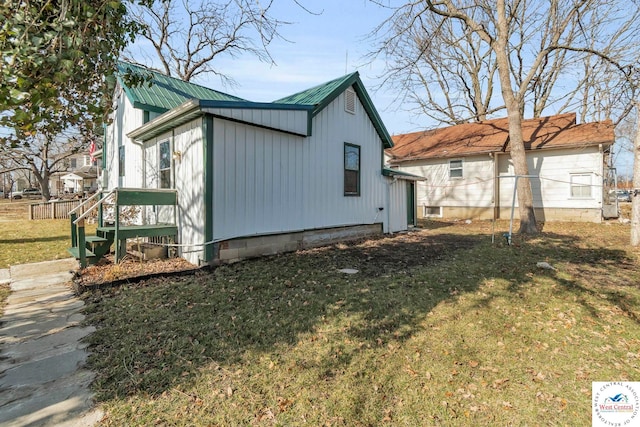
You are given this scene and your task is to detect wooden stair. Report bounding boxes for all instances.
[68,188,179,267]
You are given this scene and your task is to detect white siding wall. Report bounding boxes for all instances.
[143,119,206,265]
[104,88,145,190]
[388,179,408,233]
[211,119,306,240]
[209,87,390,243]
[398,156,494,209]
[497,147,603,209]
[301,90,388,229]
[203,107,308,136]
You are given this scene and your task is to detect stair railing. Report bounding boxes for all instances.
[70,188,117,268]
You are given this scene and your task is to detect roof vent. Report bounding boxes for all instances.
[345,88,356,114]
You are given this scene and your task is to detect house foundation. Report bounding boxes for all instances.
[213,223,383,264]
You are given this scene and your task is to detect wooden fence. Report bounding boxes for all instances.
[28,199,84,220]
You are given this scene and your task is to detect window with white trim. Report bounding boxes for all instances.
[424,206,442,217]
[570,173,592,198]
[159,140,171,188]
[449,159,463,179]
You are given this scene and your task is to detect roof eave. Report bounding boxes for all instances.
[128,99,202,142]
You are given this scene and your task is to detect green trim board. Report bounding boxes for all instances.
[115,188,178,206]
[203,115,214,263]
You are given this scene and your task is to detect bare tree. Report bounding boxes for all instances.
[372,0,640,234]
[1,130,93,201]
[124,0,316,83]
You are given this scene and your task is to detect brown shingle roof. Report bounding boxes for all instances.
[387,113,614,163]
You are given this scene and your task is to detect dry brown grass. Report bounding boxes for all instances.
[83,219,640,426]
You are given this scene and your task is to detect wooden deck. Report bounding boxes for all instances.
[98,224,178,239]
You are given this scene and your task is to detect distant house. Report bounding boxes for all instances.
[102,62,418,265]
[50,152,99,196]
[386,114,616,223]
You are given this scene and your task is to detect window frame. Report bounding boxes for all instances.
[569,173,592,199]
[159,140,171,189]
[449,159,463,179]
[344,142,361,196]
[118,146,125,177]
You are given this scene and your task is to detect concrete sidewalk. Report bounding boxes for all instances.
[0,259,103,427]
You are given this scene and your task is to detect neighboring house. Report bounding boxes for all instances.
[386,113,616,223]
[102,62,418,265]
[50,152,99,196]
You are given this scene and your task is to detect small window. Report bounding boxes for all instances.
[449,159,463,179]
[344,143,360,196]
[570,173,592,198]
[424,206,442,217]
[118,146,125,177]
[345,88,356,114]
[159,140,171,188]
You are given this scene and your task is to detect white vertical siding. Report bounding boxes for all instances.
[388,179,408,233]
[203,107,309,135]
[208,86,391,243]
[173,120,206,265]
[211,119,305,240]
[104,89,145,190]
[302,90,387,229]
[142,119,205,265]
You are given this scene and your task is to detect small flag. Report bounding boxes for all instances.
[89,140,96,161]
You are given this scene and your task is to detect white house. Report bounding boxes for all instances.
[102,62,419,265]
[386,113,616,223]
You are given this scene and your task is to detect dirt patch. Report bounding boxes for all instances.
[74,255,199,289]
[73,227,482,289]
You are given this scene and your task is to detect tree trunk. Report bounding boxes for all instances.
[630,102,640,246]
[493,5,538,234]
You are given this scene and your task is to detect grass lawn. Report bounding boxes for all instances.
[83,220,640,426]
[0,200,96,269]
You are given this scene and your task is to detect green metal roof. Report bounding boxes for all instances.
[275,73,356,112]
[274,72,393,148]
[116,62,246,114]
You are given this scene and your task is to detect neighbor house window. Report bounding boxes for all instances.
[570,173,592,198]
[344,143,360,196]
[70,158,77,169]
[424,206,442,217]
[449,159,463,179]
[118,146,125,177]
[159,140,171,188]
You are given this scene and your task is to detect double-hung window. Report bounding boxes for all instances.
[449,159,463,179]
[344,143,360,196]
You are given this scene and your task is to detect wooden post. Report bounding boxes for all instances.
[50,201,55,219]
[78,218,87,268]
[28,204,33,220]
[114,203,121,262]
[70,212,77,247]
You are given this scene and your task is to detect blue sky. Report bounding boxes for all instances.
[198,0,421,135]
[134,0,634,176]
